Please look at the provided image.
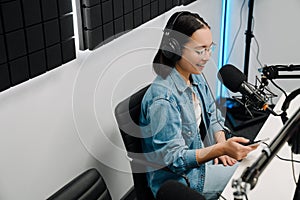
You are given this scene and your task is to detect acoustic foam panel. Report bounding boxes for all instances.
[9,56,29,86]
[0,0,75,93]
[83,4,102,30]
[41,0,58,20]
[1,0,23,32]
[44,19,60,47]
[22,0,42,26]
[0,35,7,64]
[84,26,103,49]
[103,21,114,41]
[124,0,133,14]
[143,0,150,5]
[6,29,27,60]
[114,17,124,35]
[133,8,142,28]
[82,0,100,7]
[150,1,158,19]
[165,0,173,10]
[133,0,141,9]
[26,24,44,53]
[46,43,62,70]
[77,0,196,50]
[61,38,76,63]
[102,0,113,24]
[113,0,123,19]
[0,64,10,92]
[158,0,166,14]
[28,50,47,77]
[173,0,180,6]
[124,12,133,31]
[60,14,75,41]
[143,4,151,23]
[0,12,3,34]
[58,0,72,16]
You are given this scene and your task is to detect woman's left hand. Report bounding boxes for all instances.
[214,155,237,166]
[213,131,238,166]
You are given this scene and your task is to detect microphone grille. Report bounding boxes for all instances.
[218,64,247,92]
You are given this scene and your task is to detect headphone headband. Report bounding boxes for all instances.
[161,11,193,63]
[165,11,192,32]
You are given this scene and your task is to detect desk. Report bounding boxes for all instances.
[221,95,300,200]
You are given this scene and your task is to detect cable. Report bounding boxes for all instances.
[262,142,300,164]
[226,0,246,63]
[291,152,298,185]
[270,79,288,98]
[253,36,263,68]
[244,193,249,200]
[201,73,234,138]
[217,192,228,200]
[276,155,300,164]
[264,142,299,186]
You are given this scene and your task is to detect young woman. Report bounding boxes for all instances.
[139,11,258,200]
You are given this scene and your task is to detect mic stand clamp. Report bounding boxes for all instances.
[232,178,251,200]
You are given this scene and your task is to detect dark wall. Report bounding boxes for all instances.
[0,0,76,92]
[76,0,196,50]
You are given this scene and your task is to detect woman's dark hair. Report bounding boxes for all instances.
[153,11,210,78]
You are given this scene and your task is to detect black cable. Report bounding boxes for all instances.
[253,36,263,68]
[270,79,288,98]
[226,0,246,63]
[244,193,249,200]
[202,74,233,138]
[276,155,300,164]
[291,152,298,185]
[262,142,300,164]
[251,17,281,106]
[217,192,228,200]
[263,142,299,186]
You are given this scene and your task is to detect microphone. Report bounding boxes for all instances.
[217,64,277,116]
[156,180,206,200]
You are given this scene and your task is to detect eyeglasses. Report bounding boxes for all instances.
[184,43,216,58]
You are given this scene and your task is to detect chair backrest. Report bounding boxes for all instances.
[47,168,111,200]
[114,84,155,200]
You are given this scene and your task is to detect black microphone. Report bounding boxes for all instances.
[156,180,206,200]
[217,64,277,116]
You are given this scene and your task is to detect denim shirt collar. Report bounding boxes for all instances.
[169,68,204,93]
[170,68,190,93]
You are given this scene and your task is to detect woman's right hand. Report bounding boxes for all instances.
[222,137,258,161]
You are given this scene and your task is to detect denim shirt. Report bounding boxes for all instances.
[139,68,225,197]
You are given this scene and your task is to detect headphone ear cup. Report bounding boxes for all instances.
[161,35,182,63]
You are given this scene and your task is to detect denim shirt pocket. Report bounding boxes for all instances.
[181,123,197,147]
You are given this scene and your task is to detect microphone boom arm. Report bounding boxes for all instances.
[233,107,300,198]
[261,64,300,80]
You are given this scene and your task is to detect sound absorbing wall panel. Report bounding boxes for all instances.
[75,0,196,50]
[0,0,76,93]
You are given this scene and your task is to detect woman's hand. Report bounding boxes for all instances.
[221,137,259,161]
[214,155,237,166]
[195,137,258,165]
[214,131,238,166]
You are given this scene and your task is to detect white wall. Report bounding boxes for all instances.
[226,0,300,102]
[0,1,223,199]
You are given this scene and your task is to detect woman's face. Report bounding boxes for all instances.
[176,27,213,77]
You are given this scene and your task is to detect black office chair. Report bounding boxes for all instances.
[47,168,111,200]
[114,85,191,200]
[114,84,155,200]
